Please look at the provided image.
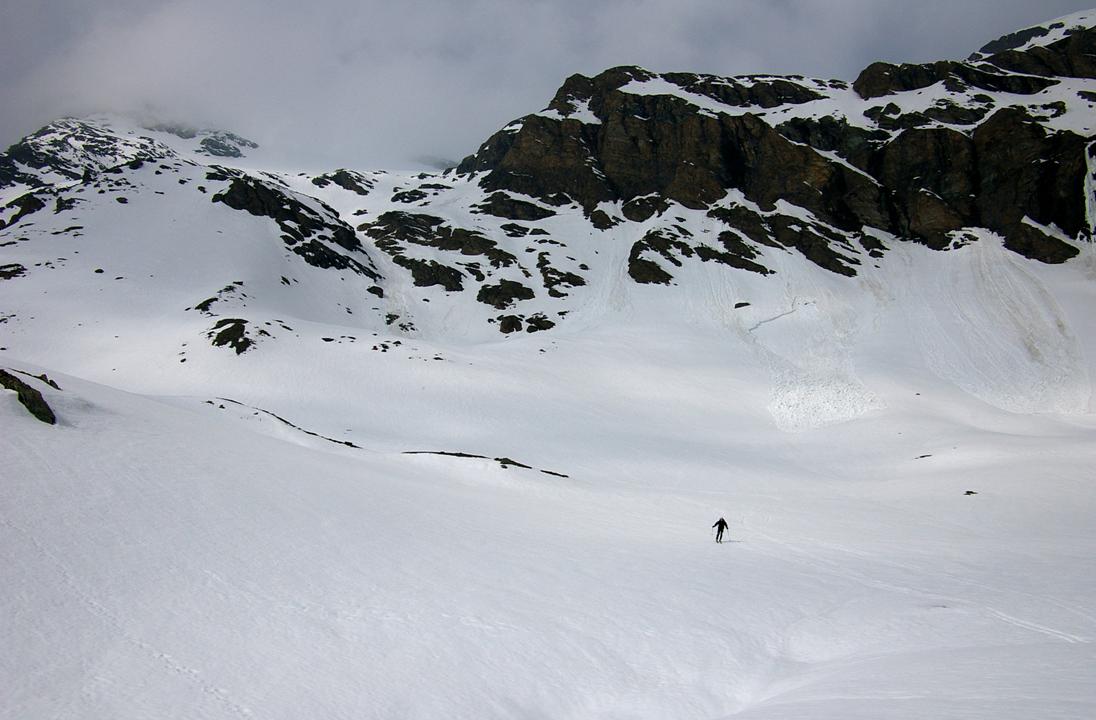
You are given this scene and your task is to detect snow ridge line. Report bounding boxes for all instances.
[751,531,1091,645]
[214,397,361,449]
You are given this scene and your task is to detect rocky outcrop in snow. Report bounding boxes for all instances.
[458,14,1096,269]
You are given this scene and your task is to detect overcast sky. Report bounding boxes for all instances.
[2,0,1093,169]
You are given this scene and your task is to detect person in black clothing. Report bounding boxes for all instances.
[712,517,729,543]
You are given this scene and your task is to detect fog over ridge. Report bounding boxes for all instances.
[2,0,1093,169]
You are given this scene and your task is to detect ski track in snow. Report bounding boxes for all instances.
[0,514,254,720]
[981,608,1088,645]
[750,531,1092,647]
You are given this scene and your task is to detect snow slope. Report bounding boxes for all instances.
[4,306,1096,719]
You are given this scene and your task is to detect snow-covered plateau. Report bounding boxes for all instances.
[3,10,1096,720]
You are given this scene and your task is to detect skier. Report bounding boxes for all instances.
[712,517,729,543]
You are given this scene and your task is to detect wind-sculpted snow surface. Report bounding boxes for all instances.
[3,332,1096,719]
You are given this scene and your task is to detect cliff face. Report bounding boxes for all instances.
[457,16,1096,267]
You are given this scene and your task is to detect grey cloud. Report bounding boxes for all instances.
[1,0,1093,169]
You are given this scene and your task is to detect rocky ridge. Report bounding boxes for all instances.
[1,12,1095,355]
[459,11,1096,276]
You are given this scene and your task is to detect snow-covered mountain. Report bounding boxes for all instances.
[4,11,1096,357]
[2,11,1096,720]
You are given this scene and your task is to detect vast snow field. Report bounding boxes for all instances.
[4,231,1096,718]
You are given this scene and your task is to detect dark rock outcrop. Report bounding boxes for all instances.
[971,108,1088,242]
[498,315,523,333]
[524,313,555,332]
[477,279,535,308]
[197,132,258,158]
[311,169,375,196]
[1002,222,1079,263]
[536,252,586,297]
[852,60,1056,100]
[207,318,267,354]
[776,116,888,171]
[461,76,891,239]
[0,369,56,424]
[973,20,1096,79]
[395,257,465,291]
[362,212,518,268]
[209,169,381,278]
[456,20,1094,270]
[0,263,27,280]
[474,192,556,221]
[0,192,48,230]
